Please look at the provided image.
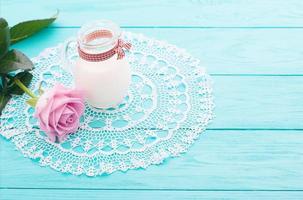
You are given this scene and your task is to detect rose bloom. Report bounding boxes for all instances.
[35,84,85,142]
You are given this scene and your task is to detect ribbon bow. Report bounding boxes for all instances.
[115,39,132,60]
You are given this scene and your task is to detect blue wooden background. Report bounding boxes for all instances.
[1,0,303,199]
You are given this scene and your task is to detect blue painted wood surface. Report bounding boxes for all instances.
[1,1,303,199]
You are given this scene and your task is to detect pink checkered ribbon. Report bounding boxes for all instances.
[78,30,131,62]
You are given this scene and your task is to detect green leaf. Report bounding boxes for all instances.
[0,18,10,59]
[26,97,38,107]
[38,81,44,95]
[0,74,9,92]
[0,18,8,29]
[0,92,11,115]
[8,71,33,95]
[0,49,33,73]
[10,10,58,45]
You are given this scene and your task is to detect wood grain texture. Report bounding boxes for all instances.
[1,130,303,190]
[0,56,301,129]
[2,0,303,27]
[211,76,303,129]
[2,189,303,200]
[11,28,303,75]
[1,0,303,199]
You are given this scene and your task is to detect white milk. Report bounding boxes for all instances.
[63,20,131,108]
[73,55,131,108]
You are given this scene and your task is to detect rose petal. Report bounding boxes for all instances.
[47,131,57,142]
[49,104,67,131]
[58,113,71,126]
[36,97,55,132]
[51,98,84,112]
[34,84,85,142]
[35,87,57,117]
[56,119,79,135]
[66,102,85,116]
[55,106,80,135]
[57,106,75,127]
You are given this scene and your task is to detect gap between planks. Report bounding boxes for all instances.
[49,26,303,29]
[3,127,303,132]
[1,188,303,192]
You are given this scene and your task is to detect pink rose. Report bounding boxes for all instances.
[35,84,85,142]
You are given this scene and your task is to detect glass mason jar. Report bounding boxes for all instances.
[63,20,131,108]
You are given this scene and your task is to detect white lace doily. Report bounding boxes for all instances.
[0,32,214,176]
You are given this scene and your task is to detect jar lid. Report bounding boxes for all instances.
[77,20,121,53]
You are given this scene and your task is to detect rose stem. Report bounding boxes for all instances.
[14,78,37,99]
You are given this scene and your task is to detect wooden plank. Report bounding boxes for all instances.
[11,28,303,74]
[2,0,303,27]
[1,55,302,128]
[211,76,303,129]
[1,189,303,200]
[1,130,303,189]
